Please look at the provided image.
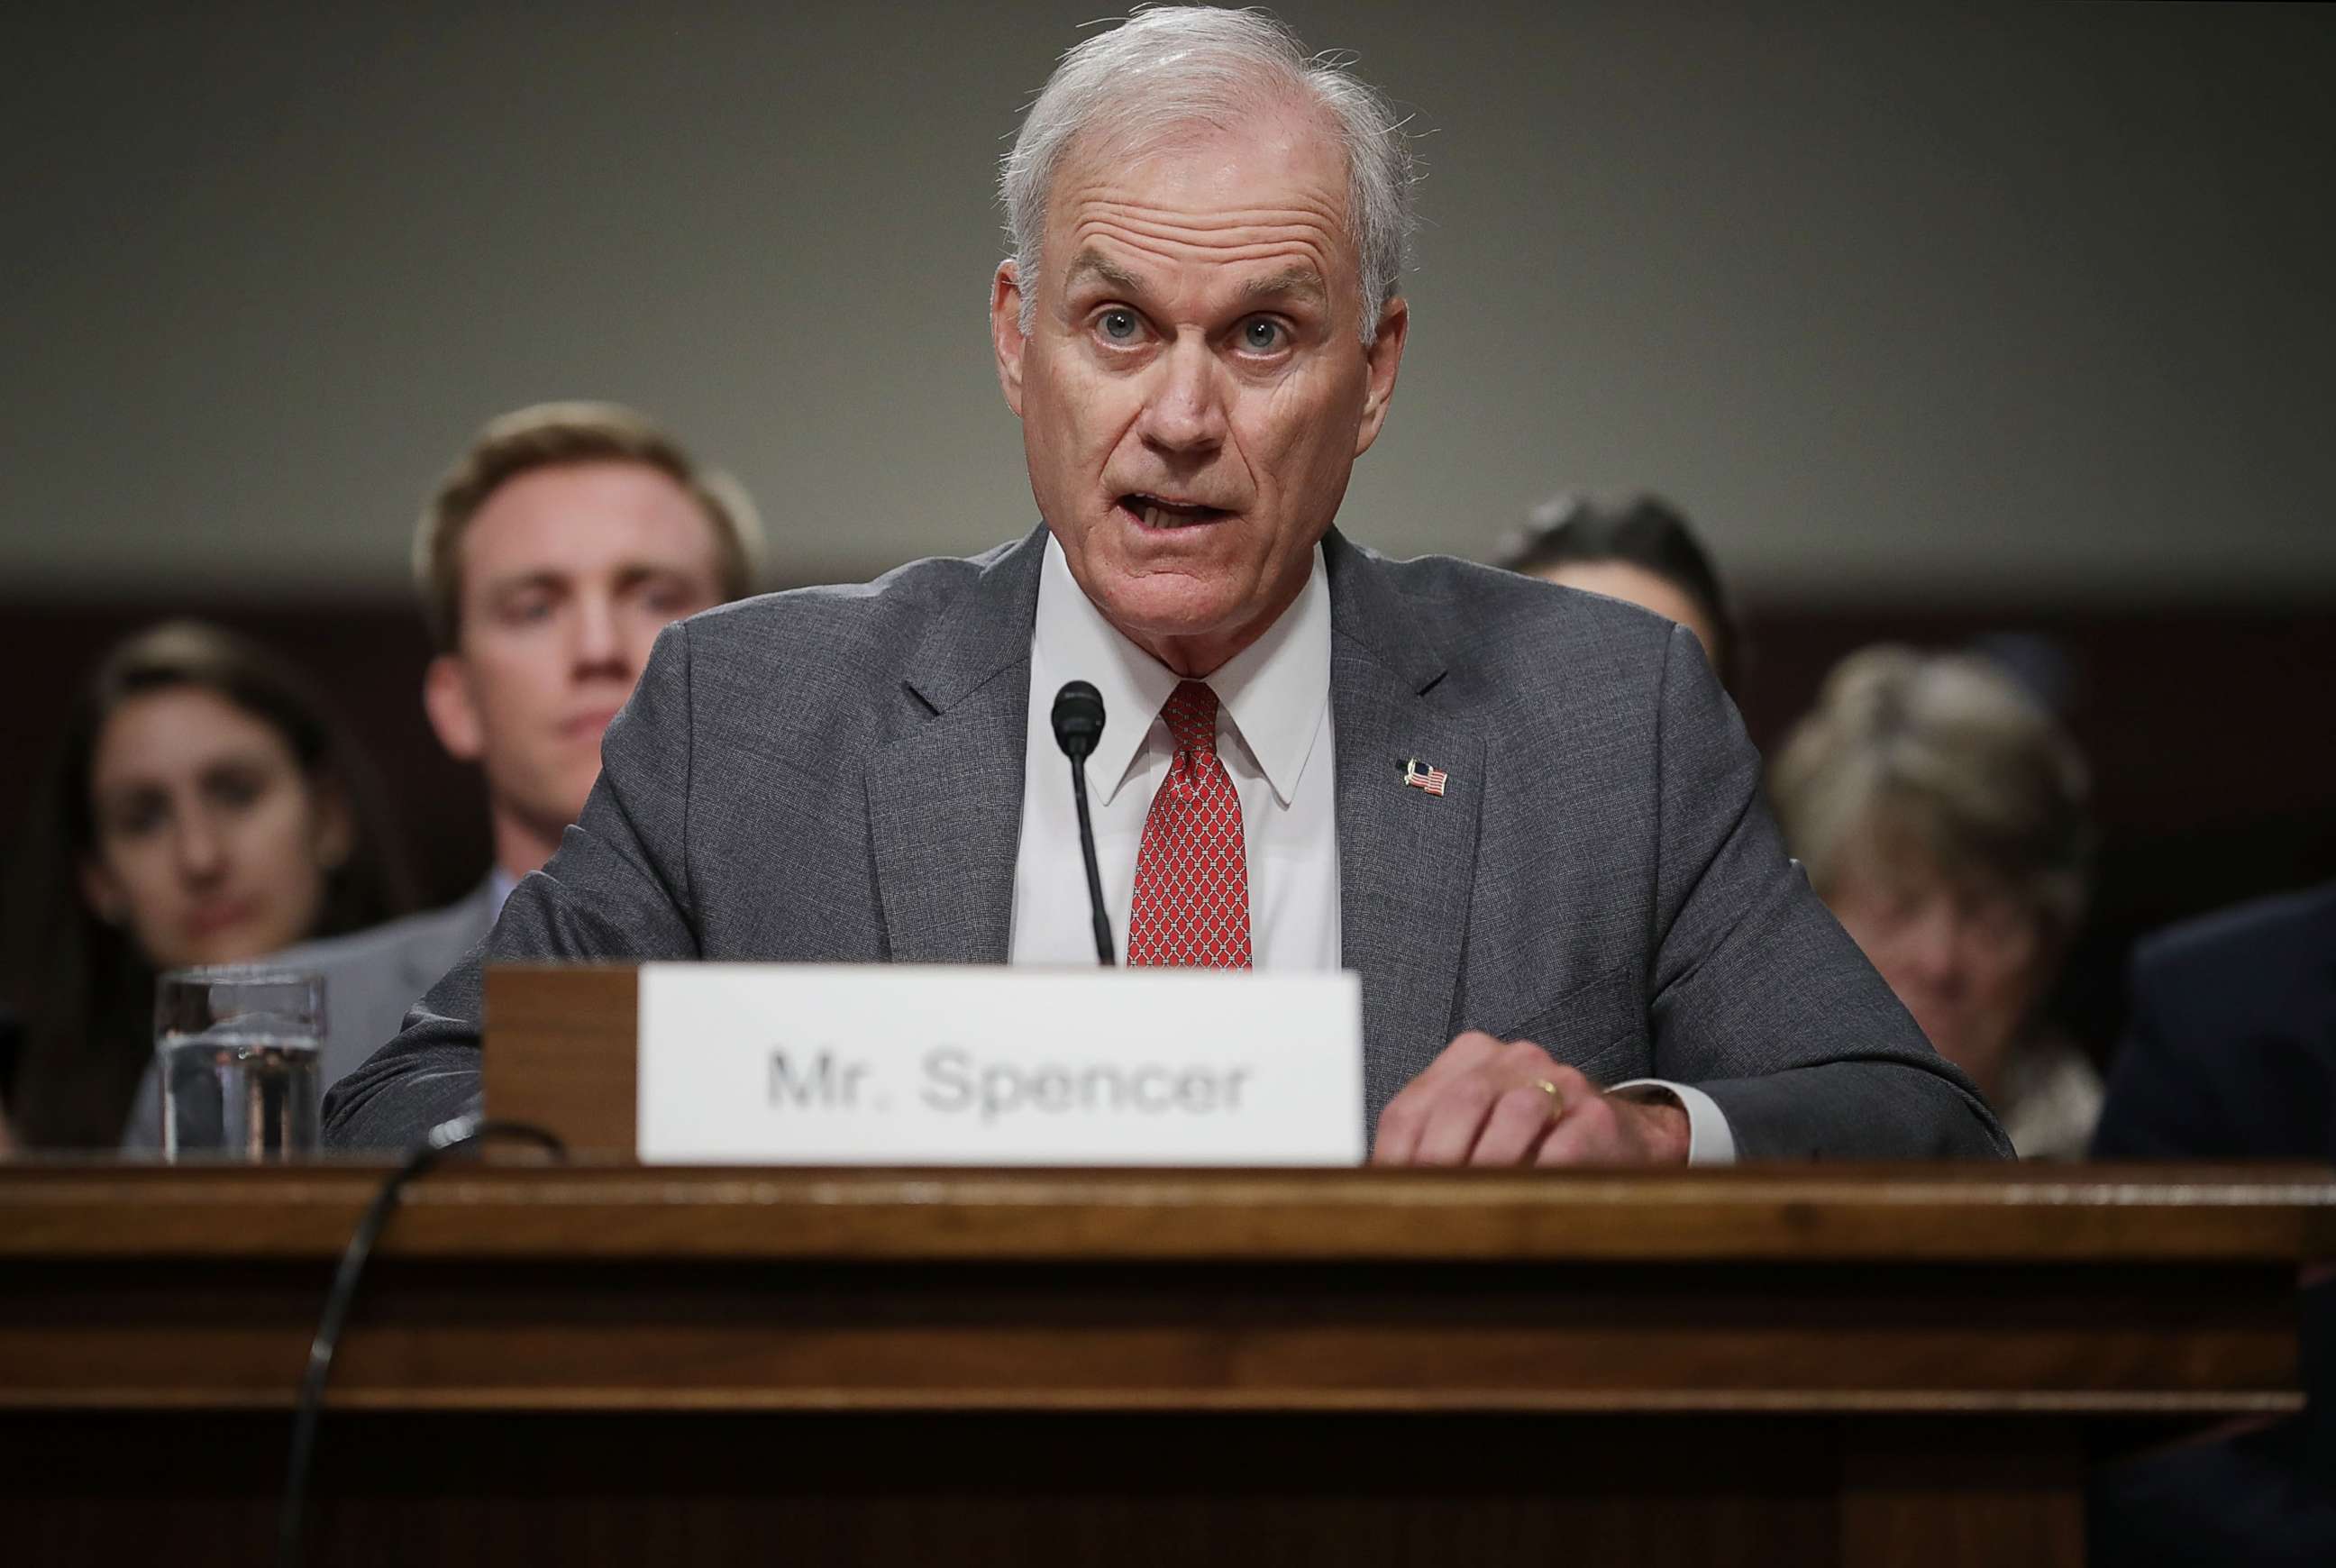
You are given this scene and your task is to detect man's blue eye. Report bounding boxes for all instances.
[1100,310,1138,342]
[1243,319,1284,351]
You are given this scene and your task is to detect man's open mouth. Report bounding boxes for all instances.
[1118,492,1232,530]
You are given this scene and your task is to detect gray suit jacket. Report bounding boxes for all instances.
[324,527,2007,1159]
[279,879,500,1094]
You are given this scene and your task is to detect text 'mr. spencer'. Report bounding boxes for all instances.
[769,1046,1255,1124]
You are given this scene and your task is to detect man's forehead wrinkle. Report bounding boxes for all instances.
[1064,208,1346,270]
[1045,124,1352,237]
[1071,222,1336,267]
[1064,232,1343,311]
[1075,189,1348,233]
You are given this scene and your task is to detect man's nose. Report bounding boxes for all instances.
[1138,336,1229,457]
[570,594,627,677]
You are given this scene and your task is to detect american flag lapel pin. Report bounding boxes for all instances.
[1401,756,1448,798]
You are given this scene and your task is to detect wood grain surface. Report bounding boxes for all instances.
[1,1162,2326,1417]
[483,962,637,1148]
[4,1161,2324,1565]
[4,1159,2331,1262]
[5,1409,2005,1568]
[11,961,2331,1568]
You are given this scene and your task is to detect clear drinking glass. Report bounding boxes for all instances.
[155,967,325,1161]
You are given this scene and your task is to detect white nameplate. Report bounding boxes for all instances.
[636,964,1364,1166]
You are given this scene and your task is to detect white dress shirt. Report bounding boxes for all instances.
[1008,534,1734,1163]
[1012,534,1339,971]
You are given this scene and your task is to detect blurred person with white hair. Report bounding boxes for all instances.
[1771,647,2101,1157]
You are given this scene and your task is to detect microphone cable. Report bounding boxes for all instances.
[277,1113,567,1568]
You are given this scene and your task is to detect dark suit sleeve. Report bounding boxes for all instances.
[323,621,706,1149]
[2093,932,2331,1161]
[1643,624,2010,1159]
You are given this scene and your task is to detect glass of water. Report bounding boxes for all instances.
[156,967,325,1161]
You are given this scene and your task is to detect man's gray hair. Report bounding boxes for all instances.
[1000,6,1417,346]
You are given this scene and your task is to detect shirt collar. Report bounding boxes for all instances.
[1205,544,1331,809]
[1033,534,1331,809]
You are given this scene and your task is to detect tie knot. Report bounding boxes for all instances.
[1160,679,1219,756]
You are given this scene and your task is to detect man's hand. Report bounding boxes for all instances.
[1370,1030,1691,1167]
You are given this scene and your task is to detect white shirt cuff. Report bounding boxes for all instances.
[1607,1079,1738,1165]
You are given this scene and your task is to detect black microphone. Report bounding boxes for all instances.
[1049,679,1117,966]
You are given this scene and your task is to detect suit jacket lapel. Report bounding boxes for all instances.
[1325,532,1484,1118]
[865,527,1046,964]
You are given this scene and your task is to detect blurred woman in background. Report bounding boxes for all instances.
[0,622,410,1147]
[1496,490,1740,688]
[1770,646,2100,1157]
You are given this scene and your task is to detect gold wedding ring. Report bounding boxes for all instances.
[1531,1078,1567,1120]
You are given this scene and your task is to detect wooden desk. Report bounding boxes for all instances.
[2,1162,2329,1565]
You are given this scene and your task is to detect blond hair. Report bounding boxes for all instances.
[413,402,763,650]
[1770,647,2093,939]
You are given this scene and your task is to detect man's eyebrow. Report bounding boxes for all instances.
[612,561,696,588]
[1063,250,1147,296]
[1237,267,1330,305]
[484,570,569,599]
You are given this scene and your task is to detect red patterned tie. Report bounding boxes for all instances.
[1126,680,1252,969]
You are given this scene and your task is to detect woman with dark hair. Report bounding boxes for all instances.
[1496,492,1740,688]
[0,622,412,1147]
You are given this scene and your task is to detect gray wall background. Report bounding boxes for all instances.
[5,1,2331,602]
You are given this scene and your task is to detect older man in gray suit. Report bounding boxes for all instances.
[328,8,2003,1162]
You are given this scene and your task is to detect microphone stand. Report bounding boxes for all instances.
[1069,755,1114,966]
[1050,679,1117,966]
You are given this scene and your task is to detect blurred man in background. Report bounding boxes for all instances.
[287,403,762,1096]
[2086,879,2336,1563]
[2094,880,2335,1162]
[1494,491,1738,690]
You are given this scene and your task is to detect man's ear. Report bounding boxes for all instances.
[1353,296,1410,459]
[990,260,1028,419]
[423,653,486,763]
[78,857,126,925]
